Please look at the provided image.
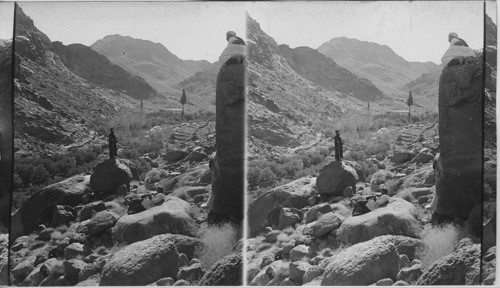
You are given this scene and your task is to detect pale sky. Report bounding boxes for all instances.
[248,1,493,64]
[0,2,14,40]
[16,2,246,62]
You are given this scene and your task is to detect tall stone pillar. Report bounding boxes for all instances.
[209,61,245,225]
[435,60,483,224]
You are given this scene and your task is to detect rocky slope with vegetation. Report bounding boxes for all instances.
[246,15,416,161]
[13,7,161,157]
[10,115,242,286]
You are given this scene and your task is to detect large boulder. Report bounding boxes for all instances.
[303,212,344,237]
[11,174,90,238]
[100,234,180,286]
[248,176,317,236]
[368,235,427,261]
[316,161,358,196]
[416,238,480,285]
[391,151,415,164]
[435,60,483,223]
[337,198,420,244]
[321,236,400,285]
[112,196,197,244]
[90,158,137,196]
[210,62,245,224]
[198,252,242,286]
[85,210,119,235]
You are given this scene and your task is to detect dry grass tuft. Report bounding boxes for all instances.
[417,223,468,267]
[197,223,239,269]
[396,188,415,203]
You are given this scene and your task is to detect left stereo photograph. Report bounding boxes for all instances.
[5,2,246,286]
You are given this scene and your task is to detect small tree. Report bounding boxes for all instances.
[180,89,187,122]
[407,90,413,120]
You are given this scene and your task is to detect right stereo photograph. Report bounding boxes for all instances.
[245,1,496,286]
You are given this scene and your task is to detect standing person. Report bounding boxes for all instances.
[108,128,117,159]
[334,130,343,161]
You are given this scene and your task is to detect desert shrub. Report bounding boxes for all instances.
[370,170,395,186]
[118,148,140,159]
[197,223,239,269]
[171,187,191,201]
[417,224,468,267]
[396,188,415,202]
[144,169,169,185]
[259,167,277,186]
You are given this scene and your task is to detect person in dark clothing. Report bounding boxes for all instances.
[108,128,117,159]
[334,130,343,161]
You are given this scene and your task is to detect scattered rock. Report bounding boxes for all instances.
[11,174,90,238]
[51,205,77,227]
[391,151,415,164]
[290,245,310,262]
[321,236,400,285]
[337,198,420,244]
[156,277,175,286]
[375,278,394,286]
[80,201,107,221]
[164,150,188,162]
[303,212,344,237]
[86,210,119,235]
[397,264,423,284]
[64,243,85,260]
[64,259,87,285]
[38,227,55,241]
[112,196,197,244]
[199,253,242,286]
[12,260,34,280]
[90,158,136,196]
[316,161,358,196]
[305,203,333,224]
[289,261,311,284]
[277,207,303,229]
[303,265,323,284]
[100,235,180,286]
[249,176,317,235]
[416,238,480,285]
[264,230,280,243]
[177,263,205,282]
[178,253,189,267]
[399,254,411,268]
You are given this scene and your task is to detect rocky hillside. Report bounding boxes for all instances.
[484,14,497,150]
[318,37,437,108]
[278,45,384,102]
[51,42,158,100]
[247,15,405,159]
[0,40,12,225]
[403,65,442,106]
[14,7,159,157]
[91,35,213,96]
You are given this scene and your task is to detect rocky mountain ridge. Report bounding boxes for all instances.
[91,35,214,97]
[318,37,438,109]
